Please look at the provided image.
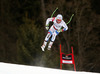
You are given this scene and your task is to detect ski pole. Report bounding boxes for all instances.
[46,7,58,29]
[66,14,74,25]
[51,7,58,18]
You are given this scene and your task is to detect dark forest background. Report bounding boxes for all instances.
[0,0,100,73]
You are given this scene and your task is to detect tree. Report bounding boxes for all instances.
[70,0,100,72]
[17,13,44,65]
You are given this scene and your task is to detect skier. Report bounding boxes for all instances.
[41,14,68,51]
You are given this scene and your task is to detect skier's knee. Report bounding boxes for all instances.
[51,35,56,42]
[45,33,51,41]
[48,30,52,35]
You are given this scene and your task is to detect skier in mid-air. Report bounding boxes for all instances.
[41,14,68,51]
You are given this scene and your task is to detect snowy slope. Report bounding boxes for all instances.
[0,62,99,74]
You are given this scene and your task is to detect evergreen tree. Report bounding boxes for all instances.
[17,14,43,65]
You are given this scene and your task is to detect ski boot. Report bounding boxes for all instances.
[41,45,45,51]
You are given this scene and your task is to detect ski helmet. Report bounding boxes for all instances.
[56,14,63,23]
[56,14,63,20]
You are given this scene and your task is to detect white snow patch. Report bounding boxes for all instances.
[0,62,99,74]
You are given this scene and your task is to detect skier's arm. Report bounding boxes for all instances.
[45,17,55,30]
[62,22,68,32]
[57,22,68,33]
[46,18,55,26]
[59,22,68,32]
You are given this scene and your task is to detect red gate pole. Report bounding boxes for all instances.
[71,46,76,71]
[60,44,62,69]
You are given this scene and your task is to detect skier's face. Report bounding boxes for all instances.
[56,19,62,24]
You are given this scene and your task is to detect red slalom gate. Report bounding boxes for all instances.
[60,44,76,71]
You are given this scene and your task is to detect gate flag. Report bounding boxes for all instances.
[62,53,74,64]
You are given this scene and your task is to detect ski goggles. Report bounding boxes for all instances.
[56,19,62,23]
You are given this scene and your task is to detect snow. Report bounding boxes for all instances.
[0,62,99,74]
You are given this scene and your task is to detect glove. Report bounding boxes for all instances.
[57,29,63,32]
[45,26,49,30]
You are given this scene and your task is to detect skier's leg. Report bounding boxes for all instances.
[48,41,54,50]
[48,32,57,50]
[45,31,52,41]
[41,31,52,51]
[41,41,47,51]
